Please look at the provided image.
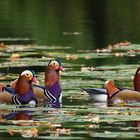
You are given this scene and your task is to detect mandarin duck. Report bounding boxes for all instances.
[33,59,64,107]
[105,80,140,105]
[0,70,38,105]
[83,67,140,103]
[0,70,38,92]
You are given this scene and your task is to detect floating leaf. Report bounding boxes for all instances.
[10,53,20,60]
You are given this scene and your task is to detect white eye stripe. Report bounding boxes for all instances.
[50,61,59,66]
[21,70,33,77]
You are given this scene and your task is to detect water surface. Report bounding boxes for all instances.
[0,43,140,139]
[0,0,140,139]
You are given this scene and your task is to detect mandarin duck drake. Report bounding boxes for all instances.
[83,67,140,104]
[0,70,38,105]
[33,59,64,107]
[105,80,140,105]
[0,70,38,92]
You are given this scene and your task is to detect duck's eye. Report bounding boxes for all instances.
[49,60,59,67]
[21,70,33,77]
[26,73,30,77]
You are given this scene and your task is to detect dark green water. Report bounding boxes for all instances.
[0,0,140,139]
[1,0,140,48]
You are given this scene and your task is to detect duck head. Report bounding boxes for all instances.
[133,67,140,92]
[45,60,64,87]
[105,79,140,105]
[15,70,38,95]
[10,70,39,89]
[104,80,120,98]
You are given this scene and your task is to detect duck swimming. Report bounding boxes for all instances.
[0,70,38,105]
[0,60,64,107]
[83,67,140,104]
[33,59,64,107]
[105,80,140,105]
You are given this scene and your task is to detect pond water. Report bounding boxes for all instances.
[0,0,140,139]
[0,43,140,140]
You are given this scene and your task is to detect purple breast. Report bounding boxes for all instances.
[46,82,61,99]
[17,89,37,104]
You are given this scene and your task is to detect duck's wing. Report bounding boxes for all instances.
[82,88,107,95]
[2,86,15,94]
[0,92,13,104]
[32,84,49,100]
[82,88,108,102]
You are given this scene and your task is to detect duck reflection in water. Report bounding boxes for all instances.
[2,109,33,126]
[0,108,37,138]
[3,110,32,120]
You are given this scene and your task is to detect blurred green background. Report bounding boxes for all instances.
[0,0,140,49]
